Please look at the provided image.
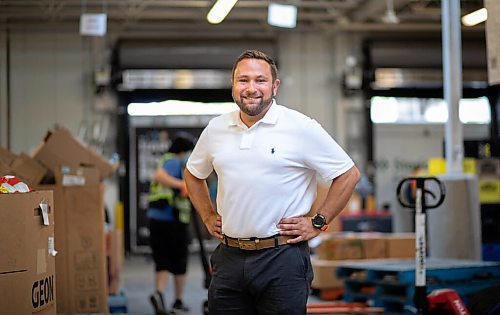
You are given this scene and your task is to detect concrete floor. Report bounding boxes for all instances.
[122,251,210,315]
[121,241,322,315]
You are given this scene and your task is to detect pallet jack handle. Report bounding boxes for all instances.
[397,177,445,315]
[396,177,445,210]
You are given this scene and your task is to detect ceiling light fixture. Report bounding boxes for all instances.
[207,0,238,24]
[268,3,297,28]
[461,7,487,26]
[381,0,399,24]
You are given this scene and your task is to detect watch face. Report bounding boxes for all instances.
[312,214,326,228]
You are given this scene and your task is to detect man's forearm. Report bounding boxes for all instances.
[183,169,215,222]
[318,166,361,222]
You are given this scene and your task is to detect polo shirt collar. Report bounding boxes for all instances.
[228,100,280,128]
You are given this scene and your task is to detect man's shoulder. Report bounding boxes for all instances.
[206,110,237,128]
[275,104,314,126]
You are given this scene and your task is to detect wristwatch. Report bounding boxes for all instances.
[311,213,329,231]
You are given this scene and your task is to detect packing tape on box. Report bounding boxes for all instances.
[48,236,58,257]
[40,202,49,225]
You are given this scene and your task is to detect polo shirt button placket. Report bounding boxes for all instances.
[240,129,255,150]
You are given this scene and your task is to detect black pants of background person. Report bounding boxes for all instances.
[208,241,313,315]
[149,218,189,274]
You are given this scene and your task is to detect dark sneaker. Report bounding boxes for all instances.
[149,291,168,315]
[171,299,189,314]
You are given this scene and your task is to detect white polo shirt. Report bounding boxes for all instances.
[186,101,354,238]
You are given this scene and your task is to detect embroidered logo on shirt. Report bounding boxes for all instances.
[271,148,275,154]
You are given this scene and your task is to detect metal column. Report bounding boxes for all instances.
[429,1,482,261]
[442,0,463,174]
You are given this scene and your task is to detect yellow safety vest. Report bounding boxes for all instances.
[148,153,191,224]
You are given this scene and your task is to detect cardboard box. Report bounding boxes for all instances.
[55,166,101,186]
[385,233,416,258]
[0,191,57,315]
[359,236,387,259]
[33,128,116,181]
[39,184,108,314]
[10,153,49,186]
[0,159,11,176]
[106,229,123,295]
[310,256,345,289]
[313,232,414,260]
[0,147,17,165]
[315,234,364,260]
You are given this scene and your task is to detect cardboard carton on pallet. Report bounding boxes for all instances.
[31,127,117,314]
[0,191,57,315]
[1,128,120,314]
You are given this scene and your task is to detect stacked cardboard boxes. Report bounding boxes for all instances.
[310,232,415,290]
[0,127,118,314]
[0,191,57,315]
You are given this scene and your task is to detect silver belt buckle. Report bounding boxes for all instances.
[238,238,259,250]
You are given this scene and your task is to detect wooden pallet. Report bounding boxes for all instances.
[307,302,384,314]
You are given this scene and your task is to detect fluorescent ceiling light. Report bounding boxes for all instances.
[79,13,107,36]
[127,100,238,116]
[268,3,297,28]
[461,7,487,26]
[207,0,238,24]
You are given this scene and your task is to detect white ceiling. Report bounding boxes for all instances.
[0,0,485,38]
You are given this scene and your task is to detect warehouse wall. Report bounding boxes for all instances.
[0,29,7,148]
[375,123,489,232]
[4,31,363,155]
[3,30,119,221]
[8,31,91,154]
[278,32,366,171]
[278,33,337,136]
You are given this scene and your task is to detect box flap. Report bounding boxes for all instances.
[0,159,12,177]
[0,147,17,166]
[32,128,115,181]
[10,154,48,186]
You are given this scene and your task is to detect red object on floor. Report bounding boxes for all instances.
[427,289,470,314]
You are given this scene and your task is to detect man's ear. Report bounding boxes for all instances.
[273,79,281,96]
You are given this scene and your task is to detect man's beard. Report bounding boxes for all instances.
[234,93,274,116]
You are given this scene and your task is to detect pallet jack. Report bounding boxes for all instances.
[397,176,470,315]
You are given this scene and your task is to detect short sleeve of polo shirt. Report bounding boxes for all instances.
[302,118,354,181]
[186,125,213,179]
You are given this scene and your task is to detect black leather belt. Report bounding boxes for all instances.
[221,234,294,250]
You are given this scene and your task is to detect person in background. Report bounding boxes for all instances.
[184,50,361,314]
[148,134,194,315]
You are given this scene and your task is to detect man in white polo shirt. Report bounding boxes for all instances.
[184,50,360,314]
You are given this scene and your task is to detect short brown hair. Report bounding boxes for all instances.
[232,50,278,82]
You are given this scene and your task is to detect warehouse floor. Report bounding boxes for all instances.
[122,253,207,315]
[121,241,322,315]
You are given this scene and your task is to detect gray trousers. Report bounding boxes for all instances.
[208,241,313,315]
